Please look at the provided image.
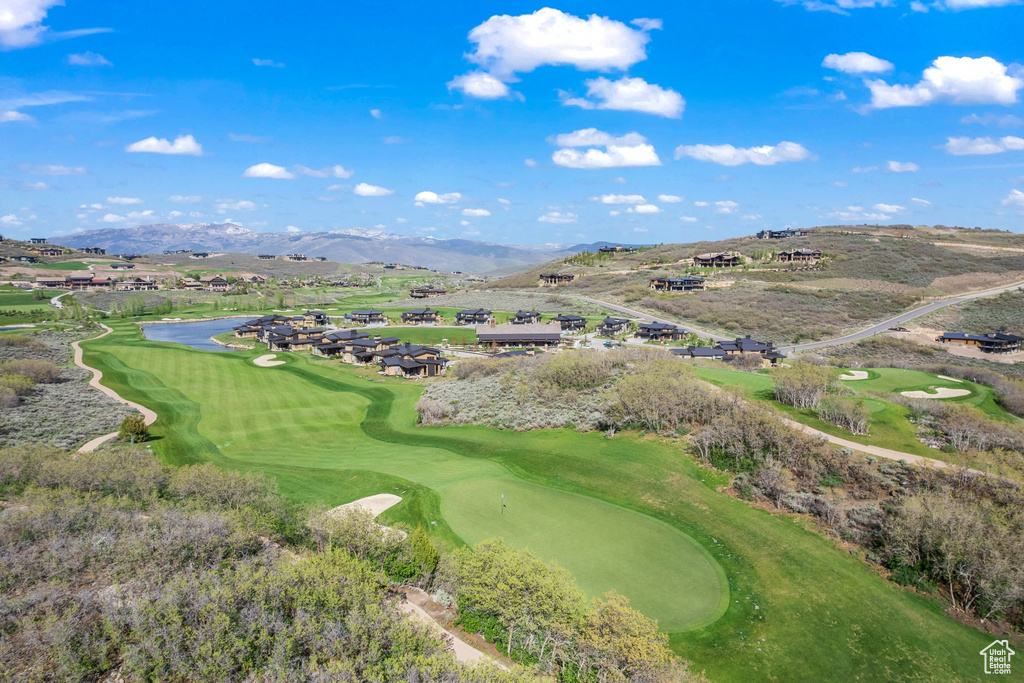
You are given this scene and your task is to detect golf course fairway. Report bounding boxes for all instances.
[80,321,997,681]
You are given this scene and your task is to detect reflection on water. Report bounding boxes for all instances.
[141,319,240,352]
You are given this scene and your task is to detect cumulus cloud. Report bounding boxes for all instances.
[0,0,109,49]
[215,199,258,213]
[593,193,645,204]
[538,211,578,224]
[941,135,1024,155]
[873,203,907,213]
[498,198,511,205]
[295,164,355,178]
[463,8,652,79]
[866,56,1024,110]
[714,200,739,214]
[822,52,893,74]
[243,163,295,179]
[550,128,647,147]
[680,216,698,222]
[888,160,920,172]
[560,76,684,118]
[0,110,34,122]
[252,58,284,67]
[447,71,511,98]
[850,165,879,173]
[1003,189,1024,207]
[353,182,394,197]
[462,208,491,216]
[524,158,537,167]
[101,213,124,223]
[631,203,660,214]
[1,214,23,225]
[169,195,202,203]
[68,51,111,66]
[286,225,302,232]
[658,194,683,203]
[694,201,709,207]
[414,191,461,204]
[21,181,48,190]
[675,141,814,166]
[107,196,143,205]
[19,164,86,175]
[125,134,203,155]
[370,108,382,119]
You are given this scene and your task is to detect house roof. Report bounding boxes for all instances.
[601,317,630,325]
[638,322,683,332]
[403,308,438,315]
[719,335,772,352]
[514,310,540,317]
[673,346,723,358]
[350,309,385,316]
[457,308,491,316]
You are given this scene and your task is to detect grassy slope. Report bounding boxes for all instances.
[78,321,997,681]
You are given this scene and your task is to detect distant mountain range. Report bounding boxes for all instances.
[53,223,640,273]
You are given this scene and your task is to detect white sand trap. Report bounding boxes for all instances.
[937,375,964,383]
[839,371,869,380]
[253,354,285,367]
[901,387,972,399]
[334,493,403,517]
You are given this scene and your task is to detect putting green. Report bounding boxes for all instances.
[82,325,727,631]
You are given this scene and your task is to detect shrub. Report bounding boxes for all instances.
[0,335,47,352]
[118,415,149,443]
[0,374,35,396]
[0,359,60,383]
[817,396,871,435]
[0,386,18,408]
[772,362,838,409]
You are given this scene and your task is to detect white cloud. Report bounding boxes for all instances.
[168,211,183,218]
[169,195,202,203]
[1002,189,1024,207]
[382,136,405,144]
[353,182,394,197]
[296,164,355,179]
[414,191,461,204]
[107,196,143,205]
[463,8,651,78]
[911,197,932,206]
[68,51,111,66]
[943,0,1022,8]
[941,135,1024,155]
[0,110,34,122]
[631,17,663,30]
[961,112,1024,127]
[21,181,48,190]
[243,163,296,179]
[396,217,407,223]
[694,201,709,207]
[561,76,684,118]
[822,52,893,74]
[550,128,647,147]
[657,194,683,203]
[593,193,646,204]
[20,164,86,175]
[552,143,661,169]
[463,208,491,217]
[126,210,154,220]
[873,203,907,213]
[497,198,511,205]
[252,58,284,68]
[370,108,382,119]
[1,214,22,225]
[0,90,89,109]
[675,141,814,166]
[633,227,649,233]
[215,199,257,212]
[715,200,739,214]
[680,216,698,222]
[286,225,302,232]
[609,210,621,216]
[866,56,1024,110]
[538,211,578,224]
[850,165,879,173]
[524,158,537,167]
[101,213,124,223]
[888,160,920,172]
[631,203,660,214]
[447,71,511,99]
[125,134,203,156]
[0,0,109,49]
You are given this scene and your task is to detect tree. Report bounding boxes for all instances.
[460,538,585,656]
[118,415,149,443]
[411,525,440,581]
[576,591,671,682]
[771,362,837,409]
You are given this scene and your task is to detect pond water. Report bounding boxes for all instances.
[141,318,241,352]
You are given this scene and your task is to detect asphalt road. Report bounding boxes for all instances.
[573,280,1024,354]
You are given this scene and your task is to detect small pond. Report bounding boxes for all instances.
[141,319,241,352]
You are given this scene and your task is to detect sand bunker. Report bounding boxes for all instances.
[901,387,972,399]
[839,371,869,381]
[253,354,285,367]
[937,375,964,383]
[334,493,402,517]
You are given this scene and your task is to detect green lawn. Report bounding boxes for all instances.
[80,322,997,680]
[31,261,91,271]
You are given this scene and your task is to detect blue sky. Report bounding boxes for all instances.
[1,0,1023,246]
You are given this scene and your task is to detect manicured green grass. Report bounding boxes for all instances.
[31,261,91,271]
[80,322,997,680]
[387,326,477,345]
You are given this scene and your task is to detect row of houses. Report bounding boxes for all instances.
[34,275,159,290]
[540,273,576,285]
[756,229,808,239]
[938,331,1023,354]
[234,316,447,378]
[673,335,786,366]
[650,276,707,292]
[410,285,447,298]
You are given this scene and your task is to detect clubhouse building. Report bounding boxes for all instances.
[937,331,1023,354]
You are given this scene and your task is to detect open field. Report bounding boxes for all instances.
[918,289,1024,334]
[77,321,998,680]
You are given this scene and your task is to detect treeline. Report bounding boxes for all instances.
[0,445,702,682]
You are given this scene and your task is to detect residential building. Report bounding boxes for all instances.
[692,252,741,268]
[35,275,69,289]
[778,249,822,263]
[649,276,706,292]
[672,346,725,360]
[409,284,447,298]
[598,245,637,253]
[37,248,62,257]
[109,263,136,270]
[539,273,575,285]
[82,247,106,255]
[756,229,807,239]
[115,277,159,291]
[635,322,686,342]
[284,253,307,261]
[401,308,441,324]
[378,343,448,378]
[29,237,47,244]
[552,313,587,332]
[302,310,328,326]
[455,309,493,324]
[718,335,786,365]
[257,254,276,260]
[349,309,388,325]
[938,332,1023,354]
[476,323,562,348]
[510,310,541,325]
[597,317,632,335]
[12,255,38,263]
[199,275,231,291]
[190,252,210,259]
